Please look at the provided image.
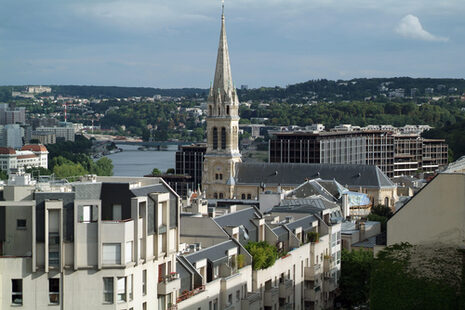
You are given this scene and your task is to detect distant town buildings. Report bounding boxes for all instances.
[0,104,26,125]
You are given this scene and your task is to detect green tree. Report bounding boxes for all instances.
[94,157,114,176]
[166,168,175,174]
[0,169,8,181]
[152,168,162,176]
[244,241,278,270]
[338,249,374,308]
[53,162,88,181]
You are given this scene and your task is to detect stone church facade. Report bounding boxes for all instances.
[202,9,242,199]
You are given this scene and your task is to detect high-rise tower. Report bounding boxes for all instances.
[202,4,241,199]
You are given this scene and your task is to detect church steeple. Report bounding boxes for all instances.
[208,1,239,111]
[202,1,242,200]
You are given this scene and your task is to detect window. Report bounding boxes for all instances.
[215,173,219,180]
[117,277,126,302]
[226,105,230,115]
[143,302,147,310]
[49,278,59,304]
[213,193,218,199]
[103,277,113,303]
[219,193,224,199]
[228,294,232,305]
[213,266,219,278]
[79,205,97,223]
[49,251,59,267]
[219,174,223,180]
[213,127,218,149]
[17,219,26,230]
[221,127,226,149]
[142,270,147,295]
[236,290,240,302]
[11,279,23,305]
[113,204,122,221]
[103,243,121,265]
[209,105,212,115]
[247,194,251,200]
[241,194,245,199]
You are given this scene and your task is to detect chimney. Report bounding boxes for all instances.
[359,222,366,241]
[342,193,350,219]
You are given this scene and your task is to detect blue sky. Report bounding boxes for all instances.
[0,0,463,88]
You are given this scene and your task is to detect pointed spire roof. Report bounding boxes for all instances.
[212,4,234,97]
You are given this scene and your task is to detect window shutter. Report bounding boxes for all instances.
[92,205,99,222]
[77,205,83,222]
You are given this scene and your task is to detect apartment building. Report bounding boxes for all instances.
[0,175,181,310]
[0,104,26,125]
[179,201,341,310]
[269,130,447,177]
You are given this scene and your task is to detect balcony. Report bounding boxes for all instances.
[101,219,134,244]
[264,287,279,307]
[304,264,321,281]
[241,292,262,310]
[304,287,320,301]
[323,256,331,273]
[176,285,205,303]
[158,273,181,295]
[279,279,293,298]
[323,277,337,292]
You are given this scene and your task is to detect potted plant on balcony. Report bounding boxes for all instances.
[308,231,319,243]
[237,254,245,269]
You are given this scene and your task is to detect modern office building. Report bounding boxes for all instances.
[0,175,181,310]
[269,130,447,177]
[175,144,206,192]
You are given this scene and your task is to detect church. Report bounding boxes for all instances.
[201,6,398,208]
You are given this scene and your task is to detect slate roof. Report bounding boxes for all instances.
[235,162,395,189]
[184,240,237,265]
[285,215,317,232]
[286,179,339,201]
[73,183,102,200]
[213,207,261,239]
[131,184,168,197]
[273,196,339,214]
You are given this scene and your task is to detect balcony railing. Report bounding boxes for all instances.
[177,285,206,303]
[304,264,321,281]
[158,273,181,295]
[279,279,293,298]
[264,287,279,307]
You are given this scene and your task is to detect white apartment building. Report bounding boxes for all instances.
[0,175,181,310]
[0,144,48,173]
[178,201,342,310]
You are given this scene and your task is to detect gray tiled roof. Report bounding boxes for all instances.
[274,196,339,214]
[235,162,395,188]
[287,179,338,201]
[213,207,261,241]
[73,183,102,200]
[285,215,317,232]
[131,184,168,197]
[184,240,237,264]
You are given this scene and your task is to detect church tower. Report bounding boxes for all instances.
[202,4,241,199]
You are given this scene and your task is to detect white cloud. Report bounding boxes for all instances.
[395,14,448,42]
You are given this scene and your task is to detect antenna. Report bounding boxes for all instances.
[222,0,225,14]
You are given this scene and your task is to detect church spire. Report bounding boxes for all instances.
[212,0,234,99]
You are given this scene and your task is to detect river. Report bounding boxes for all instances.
[104,144,177,176]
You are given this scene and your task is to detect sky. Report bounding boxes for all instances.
[0,0,464,88]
